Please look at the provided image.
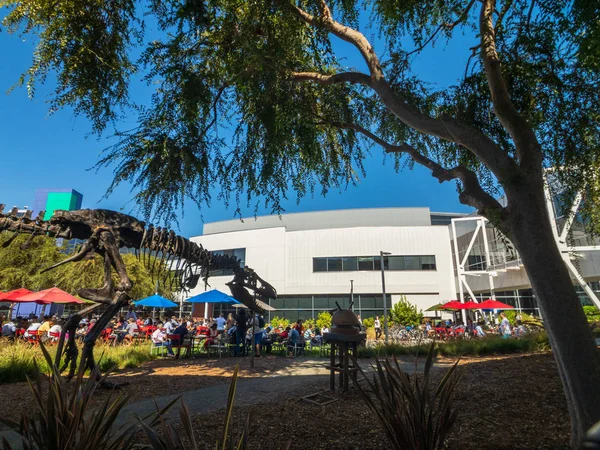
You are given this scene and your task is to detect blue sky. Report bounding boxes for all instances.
[0,10,476,238]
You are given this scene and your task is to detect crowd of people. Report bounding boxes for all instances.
[0,307,332,359]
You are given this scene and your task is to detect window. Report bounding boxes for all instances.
[327,258,343,271]
[209,248,246,276]
[312,255,437,272]
[313,258,327,272]
[358,257,374,271]
[420,255,437,270]
[342,257,358,271]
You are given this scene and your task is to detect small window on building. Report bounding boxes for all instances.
[388,256,405,271]
[313,258,327,272]
[327,257,343,271]
[420,255,437,270]
[358,257,374,271]
[373,256,389,271]
[342,257,358,271]
[404,256,420,270]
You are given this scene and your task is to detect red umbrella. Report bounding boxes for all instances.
[16,287,85,305]
[477,299,514,310]
[462,301,483,309]
[440,300,469,310]
[0,288,34,303]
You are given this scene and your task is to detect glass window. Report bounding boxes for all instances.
[314,296,329,309]
[284,297,300,309]
[360,295,376,309]
[313,258,327,272]
[342,257,358,271]
[269,298,285,310]
[374,256,389,271]
[327,258,343,271]
[404,256,420,270]
[298,296,313,309]
[388,256,405,271]
[420,255,436,270]
[358,257,374,271]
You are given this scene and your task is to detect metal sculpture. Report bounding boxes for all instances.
[0,205,276,382]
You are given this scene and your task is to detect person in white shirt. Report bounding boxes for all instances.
[24,321,41,338]
[164,318,175,334]
[374,316,382,340]
[152,323,175,356]
[215,314,227,334]
[500,313,512,338]
[47,321,63,342]
[2,320,16,337]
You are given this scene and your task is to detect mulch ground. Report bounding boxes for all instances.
[187,353,570,449]
[0,352,570,449]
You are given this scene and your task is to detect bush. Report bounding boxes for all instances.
[269,316,290,330]
[353,344,463,450]
[316,311,332,330]
[357,334,550,359]
[362,317,375,329]
[389,296,423,327]
[583,305,600,323]
[303,318,315,330]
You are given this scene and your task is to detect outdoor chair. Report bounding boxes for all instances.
[48,331,61,344]
[150,340,169,357]
[207,341,228,359]
[26,330,40,345]
[287,341,304,357]
[167,334,191,359]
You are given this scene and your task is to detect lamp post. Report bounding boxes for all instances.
[350,279,354,308]
[380,251,391,343]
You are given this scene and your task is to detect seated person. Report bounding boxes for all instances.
[122,318,139,344]
[475,321,486,337]
[204,323,219,349]
[287,326,301,356]
[48,320,63,341]
[152,323,175,356]
[1,319,17,338]
[38,316,53,335]
[280,326,290,341]
[75,323,88,341]
[24,319,42,338]
[261,326,273,354]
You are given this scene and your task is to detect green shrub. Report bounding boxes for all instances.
[583,305,600,323]
[269,316,290,330]
[362,317,375,329]
[389,296,423,327]
[357,334,549,359]
[304,318,315,330]
[316,311,332,330]
[353,344,463,450]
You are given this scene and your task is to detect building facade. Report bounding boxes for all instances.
[186,208,462,321]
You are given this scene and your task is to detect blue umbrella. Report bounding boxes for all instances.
[134,294,178,308]
[186,289,240,304]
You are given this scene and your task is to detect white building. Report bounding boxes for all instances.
[187,207,463,321]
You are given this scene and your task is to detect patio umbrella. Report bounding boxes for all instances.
[439,300,469,310]
[186,289,240,304]
[0,288,33,303]
[425,303,445,312]
[477,299,514,310]
[134,294,178,308]
[16,287,85,304]
[461,301,482,309]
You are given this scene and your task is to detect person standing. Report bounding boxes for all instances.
[215,313,227,334]
[374,316,382,340]
[500,313,511,339]
[125,307,137,321]
[235,308,247,356]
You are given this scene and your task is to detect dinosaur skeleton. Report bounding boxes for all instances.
[0,205,276,382]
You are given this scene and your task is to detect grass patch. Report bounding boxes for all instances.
[0,341,155,384]
[357,333,550,359]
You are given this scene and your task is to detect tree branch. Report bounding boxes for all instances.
[327,120,506,218]
[480,0,542,167]
[407,0,477,57]
[283,0,520,185]
[291,71,372,87]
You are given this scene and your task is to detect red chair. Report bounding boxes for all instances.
[26,330,40,345]
[15,328,25,339]
[48,331,61,344]
[196,326,209,335]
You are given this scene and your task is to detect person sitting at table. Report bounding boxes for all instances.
[37,316,52,335]
[75,322,88,341]
[24,319,41,338]
[1,318,17,338]
[287,325,301,356]
[48,320,63,342]
[121,318,139,344]
[204,323,219,349]
[475,321,486,337]
[152,322,175,356]
[280,326,290,341]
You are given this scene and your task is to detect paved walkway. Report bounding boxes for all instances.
[0,357,445,448]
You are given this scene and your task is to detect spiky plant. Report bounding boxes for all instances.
[353,344,463,450]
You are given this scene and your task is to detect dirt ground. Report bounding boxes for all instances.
[0,352,571,449]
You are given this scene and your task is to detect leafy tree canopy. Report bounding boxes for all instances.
[2,0,598,229]
[0,233,175,300]
[389,296,423,327]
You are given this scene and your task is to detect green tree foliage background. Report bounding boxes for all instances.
[389,296,423,327]
[0,233,174,300]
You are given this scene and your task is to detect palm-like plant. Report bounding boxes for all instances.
[353,344,463,450]
[0,345,136,450]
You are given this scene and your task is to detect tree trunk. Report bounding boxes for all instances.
[502,176,600,445]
